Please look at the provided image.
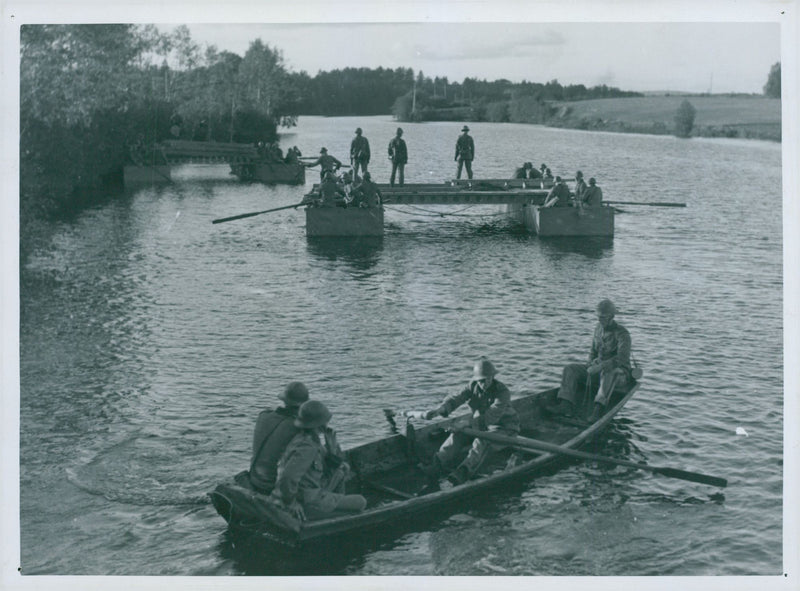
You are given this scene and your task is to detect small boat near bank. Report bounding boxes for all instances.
[209,382,640,547]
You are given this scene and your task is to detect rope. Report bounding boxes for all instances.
[384,204,508,218]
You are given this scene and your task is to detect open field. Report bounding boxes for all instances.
[549,95,781,141]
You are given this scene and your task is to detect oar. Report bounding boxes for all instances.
[605,201,686,207]
[456,427,727,488]
[211,202,308,224]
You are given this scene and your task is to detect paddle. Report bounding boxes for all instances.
[604,201,686,207]
[456,427,727,488]
[211,202,307,224]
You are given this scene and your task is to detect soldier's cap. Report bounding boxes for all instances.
[355,127,362,134]
[589,177,597,184]
[461,125,470,132]
[396,128,403,134]
[320,147,327,153]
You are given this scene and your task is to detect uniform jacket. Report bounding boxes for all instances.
[433,378,520,433]
[583,185,603,207]
[388,137,408,164]
[350,136,371,163]
[455,134,475,161]
[590,320,631,373]
[249,406,301,492]
[308,154,343,172]
[273,431,326,505]
[547,182,572,206]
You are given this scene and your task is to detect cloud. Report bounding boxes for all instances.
[412,27,565,61]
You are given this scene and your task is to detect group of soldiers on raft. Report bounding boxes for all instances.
[241,297,633,521]
[298,125,604,210]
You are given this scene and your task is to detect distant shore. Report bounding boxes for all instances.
[409,95,781,142]
[546,95,781,142]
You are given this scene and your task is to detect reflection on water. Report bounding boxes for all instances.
[305,236,384,270]
[539,236,615,258]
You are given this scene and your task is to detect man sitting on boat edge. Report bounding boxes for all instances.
[548,299,632,422]
[419,358,520,494]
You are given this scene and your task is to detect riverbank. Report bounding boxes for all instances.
[408,94,781,142]
[546,95,781,141]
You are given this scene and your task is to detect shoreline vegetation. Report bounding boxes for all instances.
[19,24,781,252]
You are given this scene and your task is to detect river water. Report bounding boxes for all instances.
[17,116,784,578]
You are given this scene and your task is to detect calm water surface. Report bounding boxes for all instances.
[19,116,783,576]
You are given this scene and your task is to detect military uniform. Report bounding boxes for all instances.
[431,378,520,478]
[557,319,632,410]
[249,406,301,494]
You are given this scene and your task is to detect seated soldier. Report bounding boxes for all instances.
[271,401,367,520]
[419,358,520,493]
[549,299,632,421]
[249,382,310,494]
[543,176,571,207]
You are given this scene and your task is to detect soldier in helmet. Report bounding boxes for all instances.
[454,125,475,180]
[272,400,367,520]
[549,299,633,422]
[388,127,408,187]
[350,127,371,180]
[419,358,520,493]
[248,382,310,494]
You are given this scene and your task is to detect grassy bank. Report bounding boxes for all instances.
[547,95,781,141]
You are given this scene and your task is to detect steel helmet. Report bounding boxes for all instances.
[597,299,617,316]
[576,170,584,179]
[396,127,403,135]
[279,382,309,407]
[295,400,332,429]
[355,127,362,134]
[473,358,497,380]
[320,147,328,153]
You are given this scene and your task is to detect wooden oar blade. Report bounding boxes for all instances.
[653,467,727,488]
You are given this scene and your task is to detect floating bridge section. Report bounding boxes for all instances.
[158,140,258,165]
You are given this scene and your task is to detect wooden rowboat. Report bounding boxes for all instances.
[209,381,639,547]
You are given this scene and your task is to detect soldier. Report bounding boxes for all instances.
[272,401,367,520]
[454,125,475,180]
[548,299,632,422]
[304,147,343,181]
[582,177,604,207]
[350,127,371,179]
[388,128,408,187]
[419,358,520,493]
[249,382,310,495]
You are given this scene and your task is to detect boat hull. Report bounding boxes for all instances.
[209,382,639,546]
[305,206,384,237]
[508,204,614,236]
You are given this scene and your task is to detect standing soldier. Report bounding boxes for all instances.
[388,127,408,187]
[350,127,371,180]
[454,125,475,180]
[574,171,588,203]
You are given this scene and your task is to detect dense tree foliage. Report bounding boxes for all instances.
[674,99,697,138]
[763,62,780,99]
[19,23,646,231]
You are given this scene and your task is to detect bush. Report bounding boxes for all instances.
[674,99,696,138]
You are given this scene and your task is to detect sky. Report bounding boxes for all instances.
[183,22,781,94]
